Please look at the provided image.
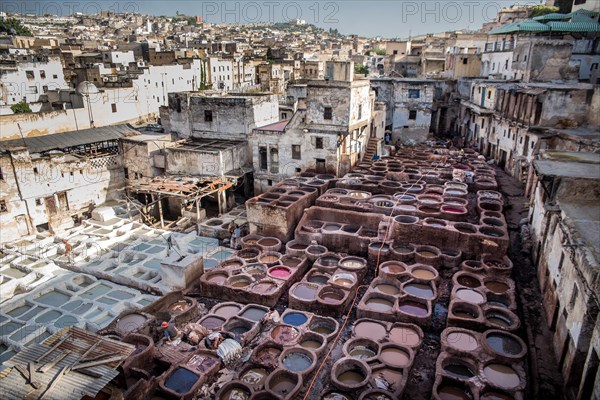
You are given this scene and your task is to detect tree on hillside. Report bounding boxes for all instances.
[355,64,369,75]
[0,18,32,36]
[529,5,559,18]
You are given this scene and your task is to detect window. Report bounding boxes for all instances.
[270,147,279,174]
[282,112,288,119]
[42,85,48,93]
[358,104,363,120]
[111,103,117,113]
[0,166,3,181]
[292,145,301,160]
[323,107,332,120]
[33,167,39,174]
[408,110,417,120]
[408,89,420,99]
[40,70,46,79]
[462,58,468,65]
[267,179,273,186]
[315,137,324,149]
[205,110,213,122]
[26,70,34,79]
[53,74,58,79]
[393,50,398,55]
[0,200,7,213]
[259,146,268,170]
[35,198,42,206]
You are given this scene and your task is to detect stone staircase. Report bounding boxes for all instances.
[363,137,379,161]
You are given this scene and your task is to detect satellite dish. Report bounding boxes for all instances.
[76,81,99,96]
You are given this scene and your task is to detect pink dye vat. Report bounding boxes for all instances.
[270,268,291,278]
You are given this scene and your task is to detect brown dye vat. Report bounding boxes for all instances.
[168,300,191,314]
[255,345,282,368]
[455,289,485,304]
[271,325,300,345]
[389,326,420,347]
[375,284,400,295]
[115,313,148,334]
[452,306,479,320]
[322,392,352,400]
[446,331,478,352]
[219,384,251,400]
[307,273,330,285]
[310,319,336,336]
[260,255,279,263]
[338,370,366,384]
[354,320,387,341]
[437,384,473,400]
[267,371,300,397]
[485,310,514,328]
[485,281,509,294]
[199,316,226,330]
[412,268,436,280]
[379,346,410,367]
[379,261,406,275]
[456,275,481,288]
[213,304,242,319]
[398,300,428,316]
[230,277,252,288]
[483,364,520,389]
[372,367,403,389]
[289,243,308,250]
[365,297,394,312]
[206,272,229,284]
[480,391,513,400]
[339,257,366,271]
[319,288,344,303]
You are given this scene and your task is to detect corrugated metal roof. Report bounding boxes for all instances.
[533,13,570,21]
[0,327,134,400]
[547,20,600,32]
[489,19,551,35]
[0,124,139,154]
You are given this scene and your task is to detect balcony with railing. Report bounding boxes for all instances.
[484,40,515,53]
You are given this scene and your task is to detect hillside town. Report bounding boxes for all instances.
[0,1,599,399]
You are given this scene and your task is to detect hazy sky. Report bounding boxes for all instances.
[5,0,542,37]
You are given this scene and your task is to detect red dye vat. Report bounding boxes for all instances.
[270,268,291,278]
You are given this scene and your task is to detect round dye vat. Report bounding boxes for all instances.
[260,255,280,264]
[269,267,291,279]
[348,345,377,360]
[398,301,428,317]
[483,364,520,389]
[271,325,300,345]
[446,332,478,352]
[480,391,513,400]
[485,333,524,357]
[485,281,509,294]
[240,368,268,385]
[115,313,147,333]
[308,274,329,285]
[220,386,251,400]
[403,283,434,299]
[444,363,475,379]
[365,297,393,312]
[412,268,436,280]
[332,274,354,288]
[417,250,438,258]
[369,243,389,252]
[337,370,367,385]
[283,312,308,326]
[379,347,410,368]
[486,311,513,328]
[213,304,242,319]
[353,321,387,342]
[389,326,420,347]
[375,284,400,295]
[230,278,251,288]
[164,368,198,394]
[319,290,344,303]
[168,300,191,314]
[457,275,481,288]
[269,374,298,396]
[292,284,318,300]
[310,321,335,336]
[282,351,313,372]
[199,316,225,330]
[340,258,365,270]
[207,272,228,284]
[437,384,472,400]
[380,262,405,274]
[455,289,485,305]
[300,338,323,350]
[252,281,277,294]
[240,307,267,322]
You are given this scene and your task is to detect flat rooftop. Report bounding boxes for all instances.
[174,138,246,152]
[534,151,600,179]
[559,200,600,262]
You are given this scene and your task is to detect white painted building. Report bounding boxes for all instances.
[0,55,70,113]
[208,57,234,91]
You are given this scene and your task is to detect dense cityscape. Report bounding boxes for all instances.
[0,1,599,399]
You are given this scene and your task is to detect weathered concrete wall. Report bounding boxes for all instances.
[306,81,352,126]
[481,51,513,79]
[540,90,592,127]
[166,143,248,177]
[513,39,578,82]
